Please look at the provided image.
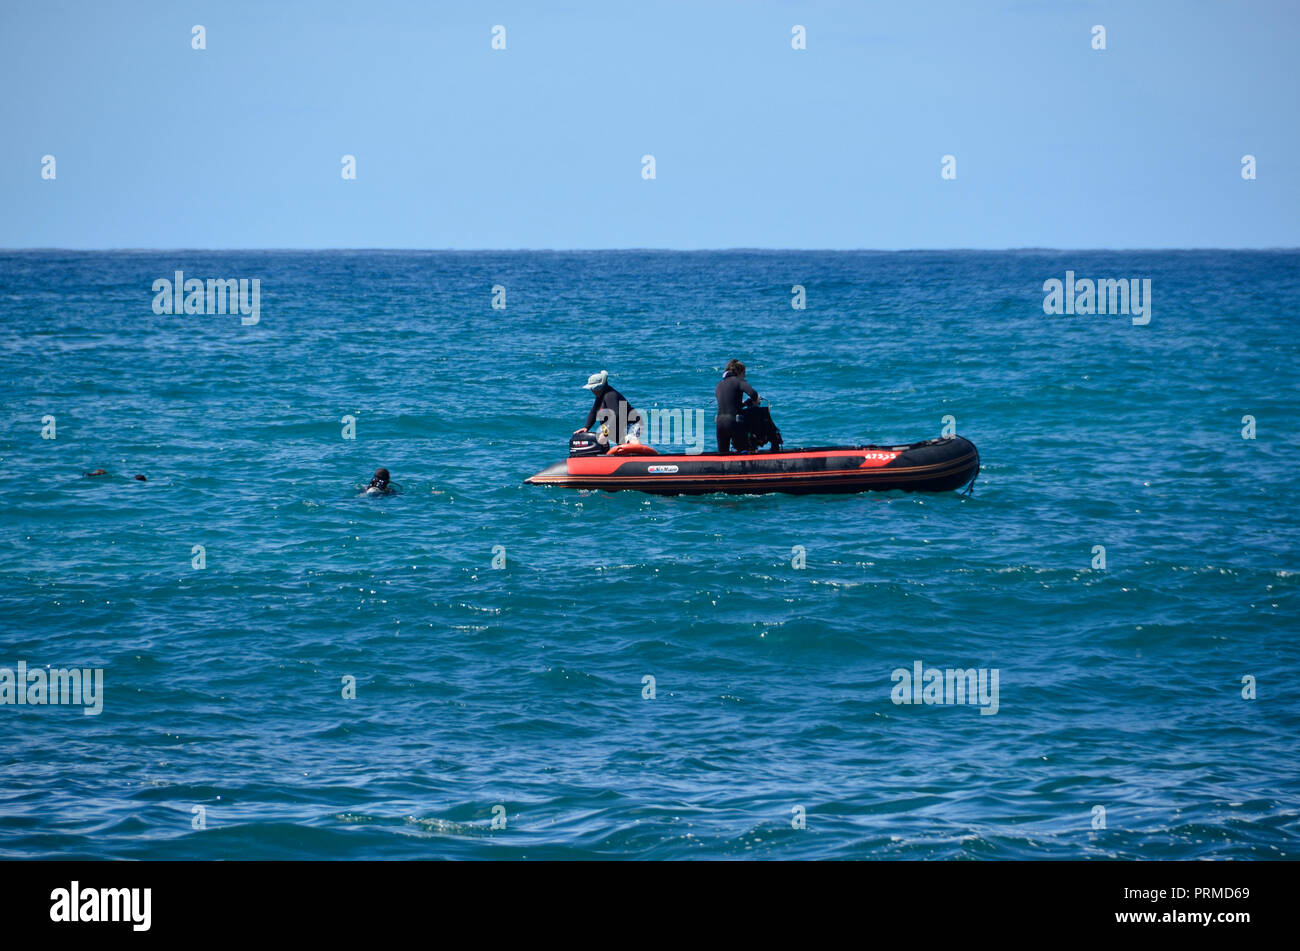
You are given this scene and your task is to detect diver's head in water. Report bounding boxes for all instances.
[582,370,610,394]
[368,468,391,492]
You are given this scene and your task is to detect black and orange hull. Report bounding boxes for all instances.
[525,436,980,496]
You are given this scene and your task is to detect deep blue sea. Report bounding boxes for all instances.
[1,250,1297,859]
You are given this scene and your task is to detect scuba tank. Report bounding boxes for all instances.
[740,403,784,451]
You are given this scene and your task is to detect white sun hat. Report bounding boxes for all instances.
[582,370,609,390]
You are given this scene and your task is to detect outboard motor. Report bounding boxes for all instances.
[569,430,607,457]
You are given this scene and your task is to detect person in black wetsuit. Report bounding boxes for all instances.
[715,359,758,453]
[365,468,396,495]
[574,370,641,445]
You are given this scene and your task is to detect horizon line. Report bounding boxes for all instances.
[3,246,1299,253]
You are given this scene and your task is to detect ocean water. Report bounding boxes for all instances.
[1,249,1297,860]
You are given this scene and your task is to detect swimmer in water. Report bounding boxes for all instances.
[84,469,108,477]
[365,468,394,496]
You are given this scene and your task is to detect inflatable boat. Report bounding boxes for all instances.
[525,434,980,496]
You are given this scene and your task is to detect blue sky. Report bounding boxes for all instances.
[2,0,1296,248]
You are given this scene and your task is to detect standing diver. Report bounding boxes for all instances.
[574,370,641,445]
[715,358,758,454]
